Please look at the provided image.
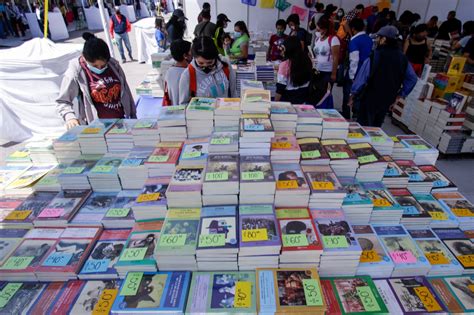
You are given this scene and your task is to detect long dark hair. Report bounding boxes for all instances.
[283,36,312,87]
[82,32,110,62]
[234,21,250,37]
[166,15,186,39]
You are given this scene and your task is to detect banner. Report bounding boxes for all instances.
[241,0,257,6]
[291,5,308,22]
[260,0,275,9]
[275,0,291,11]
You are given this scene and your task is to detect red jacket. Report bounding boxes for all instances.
[109,13,131,37]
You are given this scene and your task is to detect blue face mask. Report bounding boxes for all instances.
[234,31,242,38]
[87,63,108,75]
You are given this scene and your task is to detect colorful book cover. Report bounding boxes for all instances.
[239,204,281,250]
[294,104,322,119]
[68,280,121,314]
[0,238,57,274]
[0,165,30,191]
[395,160,431,183]
[7,191,58,225]
[321,140,356,160]
[58,155,103,177]
[363,127,392,144]
[390,189,430,218]
[6,165,56,190]
[433,228,474,271]
[167,165,204,193]
[0,282,47,314]
[349,143,384,165]
[419,165,456,190]
[383,158,408,178]
[241,117,274,133]
[197,206,238,251]
[188,97,216,109]
[372,279,404,314]
[414,194,458,225]
[89,155,124,175]
[216,98,241,112]
[340,177,372,206]
[35,189,92,225]
[204,154,239,183]
[317,109,346,122]
[239,155,275,183]
[276,208,322,252]
[145,146,181,166]
[179,138,210,163]
[70,192,118,225]
[428,275,474,312]
[0,228,29,265]
[273,163,309,193]
[46,280,85,315]
[133,177,168,209]
[115,230,159,268]
[271,136,299,152]
[297,138,329,161]
[362,182,402,211]
[156,208,200,255]
[352,225,394,270]
[102,190,139,224]
[303,165,344,194]
[28,282,66,314]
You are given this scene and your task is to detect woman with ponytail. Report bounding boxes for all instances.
[56,32,135,130]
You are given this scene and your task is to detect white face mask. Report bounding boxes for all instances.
[315,31,321,38]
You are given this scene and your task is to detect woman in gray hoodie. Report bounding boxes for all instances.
[178,36,237,104]
[56,32,136,130]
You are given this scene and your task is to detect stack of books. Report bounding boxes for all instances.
[340,177,373,224]
[396,160,433,194]
[179,137,209,166]
[273,163,310,207]
[202,154,239,206]
[382,156,409,188]
[298,138,330,165]
[390,189,432,228]
[436,192,474,230]
[157,105,187,141]
[352,224,395,278]
[0,228,29,268]
[52,126,84,164]
[214,98,241,127]
[270,102,297,132]
[256,64,274,80]
[25,138,58,164]
[58,155,102,190]
[419,165,457,192]
[196,206,239,271]
[363,182,404,224]
[433,227,474,274]
[238,204,281,270]
[240,114,274,156]
[363,127,394,155]
[5,149,31,165]
[239,155,276,204]
[185,97,215,138]
[118,146,153,189]
[33,165,64,192]
[303,165,346,209]
[166,165,204,208]
[155,208,200,271]
[347,122,371,144]
[417,193,459,229]
[0,165,30,194]
[321,139,358,178]
[87,154,125,192]
[350,143,387,182]
[77,120,116,154]
[145,142,182,177]
[105,119,136,152]
[131,119,160,147]
[69,192,117,225]
[318,109,349,139]
[399,135,439,165]
[270,135,300,163]
[241,89,271,114]
[208,130,239,154]
[131,177,168,221]
[4,165,56,196]
[101,190,138,228]
[277,207,322,268]
[240,79,263,98]
[374,224,432,276]
[391,135,415,160]
[294,105,323,138]
[312,209,362,276]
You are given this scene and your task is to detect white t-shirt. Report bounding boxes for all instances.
[313,36,340,72]
[165,65,186,105]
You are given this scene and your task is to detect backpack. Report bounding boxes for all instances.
[301,28,312,49]
[188,62,231,97]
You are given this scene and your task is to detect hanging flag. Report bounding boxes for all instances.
[260,0,275,9]
[275,0,291,11]
[291,5,308,22]
[241,0,257,6]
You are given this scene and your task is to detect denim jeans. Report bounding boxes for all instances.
[115,32,132,60]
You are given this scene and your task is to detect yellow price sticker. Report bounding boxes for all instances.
[360,250,382,263]
[136,193,160,203]
[428,211,448,220]
[373,199,391,207]
[425,252,450,265]
[469,284,474,292]
[10,151,29,158]
[5,210,32,221]
[277,180,298,190]
[452,208,474,217]
[311,181,335,190]
[234,281,252,308]
[458,254,474,268]
[82,127,101,134]
[272,142,292,149]
[92,289,118,315]
[348,132,363,138]
[413,286,442,312]
[242,228,268,242]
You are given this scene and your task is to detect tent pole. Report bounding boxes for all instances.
[98,0,115,58]
[44,0,49,38]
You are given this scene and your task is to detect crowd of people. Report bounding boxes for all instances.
[56,2,474,131]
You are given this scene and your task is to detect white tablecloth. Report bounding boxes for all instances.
[84,6,109,30]
[134,17,158,63]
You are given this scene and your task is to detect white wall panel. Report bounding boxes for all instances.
[455,0,474,24]
[425,0,457,23]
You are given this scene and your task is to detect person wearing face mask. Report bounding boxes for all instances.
[313,15,340,89]
[163,39,192,105]
[403,24,431,77]
[56,32,136,130]
[267,19,288,61]
[225,21,250,62]
[166,8,187,44]
[214,13,231,55]
[349,26,417,127]
[178,36,237,104]
[286,13,311,50]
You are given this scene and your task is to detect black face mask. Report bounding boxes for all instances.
[200,62,216,74]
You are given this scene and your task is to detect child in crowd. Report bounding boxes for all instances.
[267,19,288,61]
[222,33,233,56]
[163,39,192,105]
[155,17,166,52]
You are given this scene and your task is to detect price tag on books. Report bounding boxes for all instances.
[242,228,268,242]
[63,166,85,174]
[302,279,323,306]
[358,155,377,164]
[348,132,363,138]
[391,136,399,142]
[301,150,321,159]
[329,152,349,159]
[205,172,229,181]
[469,284,474,292]
[411,144,429,150]
[0,283,22,308]
[42,252,73,267]
[356,286,380,312]
[10,151,29,158]
[457,255,474,268]
[242,171,264,181]
[182,151,201,159]
[322,235,348,248]
[372,198,391,207]
[106,208,130,218]
[82,127,101,134]
[92,289,118,315]
[38,208,64,218]
[311,181,334,190]
[246,96,263,102]
[282,234,309,247]
[136,193,160,203]
[134,121,153,128]
[120,272,144,296]
[414,286,442,312]
[167,105,186,110]
[425,252,450,265]
[360,250,381,263]
[390,250,417,264]
[120,247,148,261]
[1,256,34,270]
[109,128,127,134]
[211,137,231,145]
[91,165,113,173]
[271,142,291,149]
[159,234,187,247]
[452,208,474,217]
[384,168,399,176]
[4,210,31,221]
[244,124,264,131]
[148,155,169,162]
[277,180,298,189]
[199,234,226,247]
[37,177,57,185]
[371,136,385,143]
[428,211,448,220]
[81,259,110,273]
[234,281,252,308]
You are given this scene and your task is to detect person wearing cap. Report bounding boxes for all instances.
[193,9,216,38]
[214,13,231,55]
[349,25,417,127]
[166,8,187,44]
[109,7,135,64]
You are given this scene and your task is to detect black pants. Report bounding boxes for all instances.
[357,101,388,127]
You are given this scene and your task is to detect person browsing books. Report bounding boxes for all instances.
[178,36,237,104]
[403,24,432,77]
[225,21,250,62]
[163,39,192,105]
[56,32,136,130]
[267,19,288,61]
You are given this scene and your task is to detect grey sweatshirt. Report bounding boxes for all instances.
[178,59,237,105]
[56,57,136,124]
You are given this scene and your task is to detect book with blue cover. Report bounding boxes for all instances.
[340,177,372,207]
[196,206,238,254]
[179,137,210,166]
[433,228,474,272]
[414,194,459,228]
[115,229,159,272]
[70,192,118,225]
